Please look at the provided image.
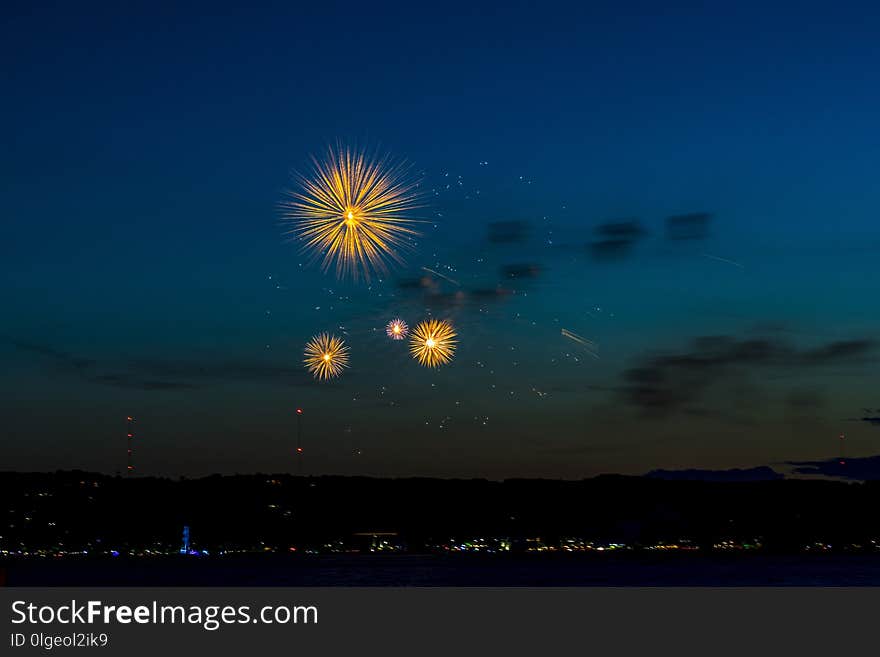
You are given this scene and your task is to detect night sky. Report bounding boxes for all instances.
[3,2,879,478]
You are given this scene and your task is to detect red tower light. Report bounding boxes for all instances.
[126,416,135,475]
[295,408,304,474]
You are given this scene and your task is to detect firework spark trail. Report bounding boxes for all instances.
[304,332,350,380]
[410,319,457,367]
[702,253,745,269]
[421,266,461,286]
[281,144,425,282]
[561,328,599,359]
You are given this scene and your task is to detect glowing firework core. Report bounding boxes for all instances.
[410,319,457,367]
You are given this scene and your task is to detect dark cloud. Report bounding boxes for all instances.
[487,220,529,244]
[666,212,712,240]
[468,287,513,300]
[422,287,513,309]
[421,291,466,308]
[679,406,759,426]
[589,219,645,260]
[127,358,309,384]
[622,335,876,415]
[859,417,880,426]
[786,389,825,409]
[801,340,875,364]
[394,265,520,312]
[787,455,880,481]
[9,339,95,373]
[396,276,434,290]
[500,263,542,279]
[8,338,312,391]
[88,374,198,391]
[595,219,645,240]
[590,238,637,260]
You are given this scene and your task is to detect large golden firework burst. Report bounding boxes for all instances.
[281,144,424,282]
[409,319,457,368]
[303,332,350,380]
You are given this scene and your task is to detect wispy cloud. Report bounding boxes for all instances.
[621,335,876,416]
[787,455,880,480]
[8,338,313,391]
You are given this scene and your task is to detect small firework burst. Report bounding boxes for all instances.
[386,318,409,340]
[304,332,350,380]
[409,319,457,367]
[280,143,424,282]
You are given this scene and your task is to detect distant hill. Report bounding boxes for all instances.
[645,466,783,482]
[2,470,880,555]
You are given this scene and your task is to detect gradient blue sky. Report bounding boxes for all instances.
[2,1,879,477]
